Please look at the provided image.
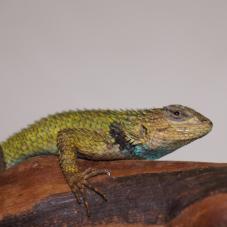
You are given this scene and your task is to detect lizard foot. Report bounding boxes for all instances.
[65,168,111,216]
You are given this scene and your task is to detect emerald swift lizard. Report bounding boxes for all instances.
[0,105,213,215]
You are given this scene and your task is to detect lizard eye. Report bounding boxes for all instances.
[164,105,192,122]
[173,111,180,116]
[170,110,183,119]
[164,107,187,121]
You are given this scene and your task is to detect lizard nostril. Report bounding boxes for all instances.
[209,120,213,127]
[202,118,213,127]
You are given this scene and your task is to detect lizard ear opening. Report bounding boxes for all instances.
[0,145,6,171]
[140,125,148,137]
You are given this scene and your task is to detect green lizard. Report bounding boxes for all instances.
[0,105,212,215]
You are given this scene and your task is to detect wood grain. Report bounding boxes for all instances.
[1,156,227,226]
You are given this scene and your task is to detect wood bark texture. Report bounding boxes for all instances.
[1,156,227,227]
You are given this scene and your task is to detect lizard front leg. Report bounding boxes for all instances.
[57,128,111,216]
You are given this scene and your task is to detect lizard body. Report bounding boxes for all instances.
[0,105,213,215]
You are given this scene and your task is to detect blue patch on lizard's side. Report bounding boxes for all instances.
[131,144,172,160]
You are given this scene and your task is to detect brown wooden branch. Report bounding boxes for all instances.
[1,156,227,227]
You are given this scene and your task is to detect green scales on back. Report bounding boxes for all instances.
[2,109,154,167]
[0,105,213,216]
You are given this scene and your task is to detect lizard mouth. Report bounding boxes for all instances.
[175,117,213,135]
[184,122,212,140]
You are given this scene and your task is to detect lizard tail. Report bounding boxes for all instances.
[0,145,6,171]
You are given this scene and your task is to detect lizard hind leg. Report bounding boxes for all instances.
[57,128,111,216]
[0,145,6,171]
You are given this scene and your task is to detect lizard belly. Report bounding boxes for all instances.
[78,144,128,161]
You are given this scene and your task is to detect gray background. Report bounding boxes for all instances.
[0,1,226,162]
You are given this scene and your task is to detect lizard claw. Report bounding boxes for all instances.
[65,168,111,216]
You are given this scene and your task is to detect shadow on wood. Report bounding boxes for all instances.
[1,156,227,227]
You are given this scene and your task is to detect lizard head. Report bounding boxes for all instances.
[153,104,213,151]
[122,105,213,158]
